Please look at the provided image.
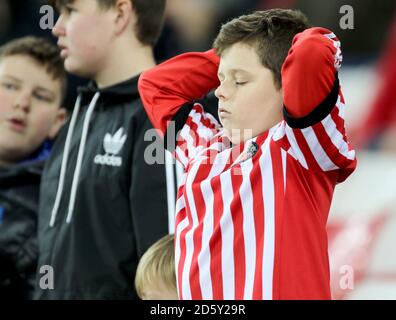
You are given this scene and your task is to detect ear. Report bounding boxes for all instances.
[47,108,67,139]
[114,0,134,35]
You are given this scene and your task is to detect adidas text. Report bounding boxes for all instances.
[94,154,122,167]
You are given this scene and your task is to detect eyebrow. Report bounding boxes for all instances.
[230,68,250,74]
[1,75,22,83]
[57,0,75,7]
[2,74,56,99]
[55,0,76,11]
[218,69,250,77]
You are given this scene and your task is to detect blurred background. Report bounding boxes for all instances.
[1,0,395,299]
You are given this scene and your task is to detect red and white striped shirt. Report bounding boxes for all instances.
[139,27,357,299]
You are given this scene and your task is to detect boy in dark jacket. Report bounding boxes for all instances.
[35,0,173,299]
[0,36,67,299]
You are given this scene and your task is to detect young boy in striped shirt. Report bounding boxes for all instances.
[138,9,357,300]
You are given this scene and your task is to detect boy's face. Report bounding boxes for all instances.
[215,42,283,144]
[52,0,116,77]
[0,55,66,164]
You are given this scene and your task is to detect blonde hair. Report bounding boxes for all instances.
[135,234,176,298]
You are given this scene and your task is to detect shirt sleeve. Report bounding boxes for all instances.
[138,50,222,168]
[173,102,223,168]
[273,27,357,182]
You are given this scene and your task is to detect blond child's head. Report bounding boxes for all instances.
[135,234,178,300]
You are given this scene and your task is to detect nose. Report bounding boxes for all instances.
[214,82,229,101]
[52,15,65,38]
[14,92,31,113]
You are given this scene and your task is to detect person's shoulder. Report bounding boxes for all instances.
[125,95,152,118]
[0,159,43,190]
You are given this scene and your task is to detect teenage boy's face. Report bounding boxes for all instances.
[215,43,283,144]
[52,0,115,77]
[0,55,65,164]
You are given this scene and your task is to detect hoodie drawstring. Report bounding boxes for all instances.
[49,95,82,227]
[49,92,100,227]
[66,92,100,224]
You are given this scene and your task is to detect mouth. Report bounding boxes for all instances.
[58,43,69,58]
[8,117,27,132]
[218,108,231,118]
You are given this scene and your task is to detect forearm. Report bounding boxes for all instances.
[138,49,220,135]
[281,27,340,118]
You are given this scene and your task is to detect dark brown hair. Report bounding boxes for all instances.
[53,0,166,47]
[213,9,310,89]
[0,36,67,100]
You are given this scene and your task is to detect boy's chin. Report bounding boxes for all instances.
[64,59,92,78]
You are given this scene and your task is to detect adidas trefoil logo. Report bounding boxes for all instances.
[94,127,127,167]
[103,128,127,155]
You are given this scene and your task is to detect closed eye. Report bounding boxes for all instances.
[235,81,248,86]
[1,82,19,90]
[33,92,53,103]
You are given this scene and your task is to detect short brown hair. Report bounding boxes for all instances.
[53,0,166,47]
[213,9,310,89]
[135,234,176,299]
[0,36,67,101]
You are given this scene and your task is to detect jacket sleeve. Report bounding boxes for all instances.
[129,113,170,258]
[0,189,39,299]
[273,27,356,181]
